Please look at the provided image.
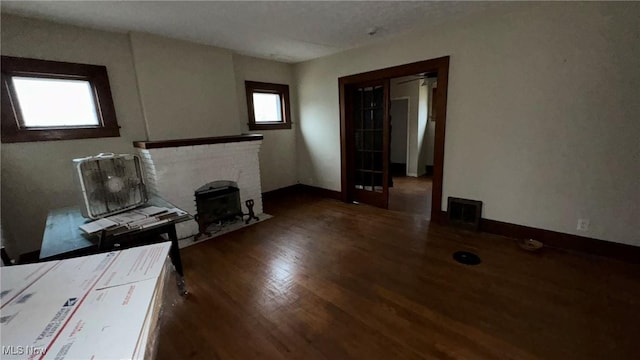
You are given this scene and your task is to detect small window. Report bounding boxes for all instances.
[245,81,291,130]
[1,56,120,143]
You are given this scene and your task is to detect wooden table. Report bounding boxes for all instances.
[40,196,191,294]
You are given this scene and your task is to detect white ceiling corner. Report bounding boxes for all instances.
[1,1,501,63]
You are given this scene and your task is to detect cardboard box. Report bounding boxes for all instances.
[0,242,171,359]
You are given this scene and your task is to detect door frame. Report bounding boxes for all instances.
[389,96,411,176]
[339,56,450,222]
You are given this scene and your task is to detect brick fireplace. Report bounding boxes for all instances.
[133,134,263,239]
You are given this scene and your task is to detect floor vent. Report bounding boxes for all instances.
[448,197,482,230]
[453,251,481,265]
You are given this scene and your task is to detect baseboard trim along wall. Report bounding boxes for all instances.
[296,184,342,200]
[437,210,639,264]
[262,184,341,201]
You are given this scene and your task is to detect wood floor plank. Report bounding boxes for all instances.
[157,189,640,359]
[389,176,432,217]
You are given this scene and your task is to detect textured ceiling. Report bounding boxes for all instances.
[1,1,500,63]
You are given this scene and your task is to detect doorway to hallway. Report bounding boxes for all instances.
[339,56,449,222]
[388,73,436,219]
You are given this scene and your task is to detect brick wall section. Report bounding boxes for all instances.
[137,140,263,239]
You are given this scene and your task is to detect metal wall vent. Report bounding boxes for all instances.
[448,197,482,230]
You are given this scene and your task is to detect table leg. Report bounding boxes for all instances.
[167,225,187,295]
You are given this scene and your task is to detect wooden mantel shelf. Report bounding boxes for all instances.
[133,134,263,149]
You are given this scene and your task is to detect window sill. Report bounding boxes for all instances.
[248,122,291,131]
[0,126,120,143]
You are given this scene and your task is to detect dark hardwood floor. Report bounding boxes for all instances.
[389,176,432,218]
[157,188,640,360]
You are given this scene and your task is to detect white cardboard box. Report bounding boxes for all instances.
[0,242,171,359]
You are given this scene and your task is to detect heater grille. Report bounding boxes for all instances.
[447,197,482,230]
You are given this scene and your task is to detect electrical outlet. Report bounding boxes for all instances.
[577,218,590,232]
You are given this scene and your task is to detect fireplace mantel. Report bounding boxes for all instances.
[133,134,263,149]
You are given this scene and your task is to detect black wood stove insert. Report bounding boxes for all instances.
[194,180,259,238]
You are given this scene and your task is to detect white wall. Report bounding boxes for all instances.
[129,32,240,140]
[294,3,640,246]
[1,15,147,255]
[233,54,298,192]
[417,82,428,175]
[390,78,420,175]
[425,79,437,166]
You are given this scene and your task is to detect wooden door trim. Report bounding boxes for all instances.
[339,56,450,222]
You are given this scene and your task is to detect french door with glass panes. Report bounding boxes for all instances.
[346,79,390,208]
